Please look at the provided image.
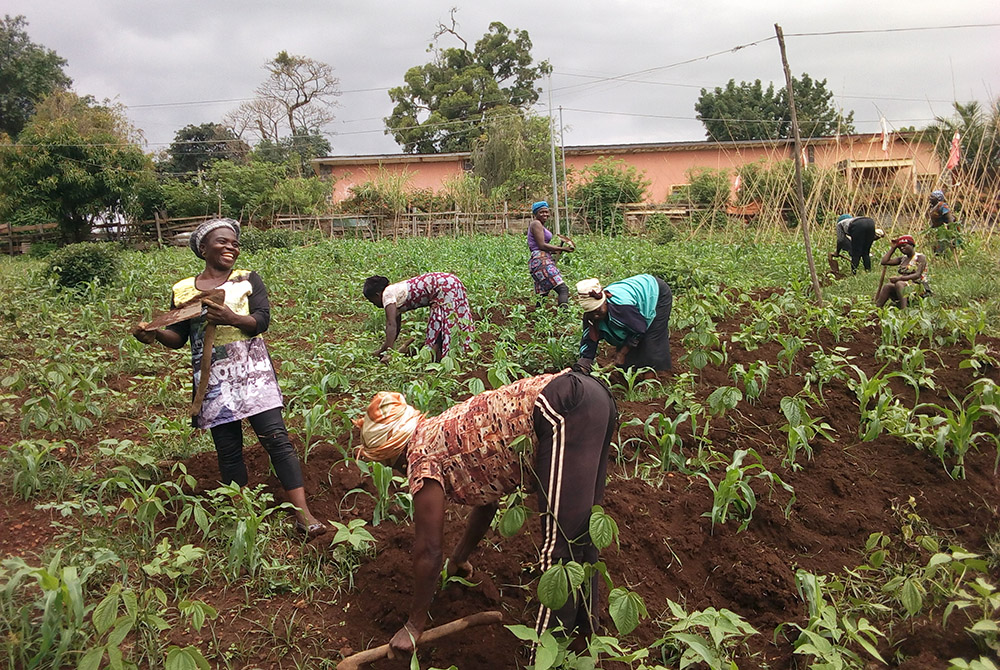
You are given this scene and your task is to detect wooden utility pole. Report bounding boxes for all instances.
[547,73,561,235]
[775,23,823,306]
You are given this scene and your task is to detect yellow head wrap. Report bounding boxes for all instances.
[353,392,423,463]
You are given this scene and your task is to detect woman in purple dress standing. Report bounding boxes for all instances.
[527,201,575,307]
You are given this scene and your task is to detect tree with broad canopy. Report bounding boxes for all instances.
[159,122,250,177]
[0,92,158,242]
[385,13,551,154]
[695,74,854,141]
[0,14,72,139]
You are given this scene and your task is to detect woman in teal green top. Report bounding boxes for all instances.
[575,274,672,372]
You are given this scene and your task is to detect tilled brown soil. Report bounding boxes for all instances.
[3,307,999,669]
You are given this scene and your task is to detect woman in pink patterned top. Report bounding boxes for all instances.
[363,272,474,362]
[355,369,617,659]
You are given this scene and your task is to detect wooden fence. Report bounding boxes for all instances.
[2,221,61,255]
[7,197,997,255]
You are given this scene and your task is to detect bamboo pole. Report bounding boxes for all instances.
[775,23,823,306]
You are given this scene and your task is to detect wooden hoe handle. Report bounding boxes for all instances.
[189,291,226,418]
[874,249,893,304]
[190,322,215,417]
[336,610,503,670]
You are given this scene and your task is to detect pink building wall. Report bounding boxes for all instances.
[312,134,941,205]
[322,155,467,203]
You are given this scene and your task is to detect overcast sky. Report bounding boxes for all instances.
[7,1,1000,156]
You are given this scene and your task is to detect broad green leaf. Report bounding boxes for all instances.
[534,630,560,670]
[108,644,124,670]
[92,592,119,635]
[107,618,132,647]
[504,624,538,642]
[901,578,922,617]
[671,631,722,664]
[588,506,618,550]
[165,646,210,670]
[564,561,585,591]
[77,646,105,670]
[537,565,570,610]
[608,587,647,635]
[499,505,528,538]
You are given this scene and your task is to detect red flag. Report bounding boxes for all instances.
[945,131,961,170]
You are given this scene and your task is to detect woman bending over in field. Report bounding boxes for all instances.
[875,234,930,309]
[354,369,616,659]
[527,201,575,307]
[133,218,325,537]
[576,274,672,373]
[363,273,474,362]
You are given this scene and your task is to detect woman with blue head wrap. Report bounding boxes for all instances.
[927,189,958,255]
[829,213,882,274]
[527,201,576,307]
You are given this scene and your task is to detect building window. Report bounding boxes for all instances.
[807,146,815,164]
[462,159,473,172]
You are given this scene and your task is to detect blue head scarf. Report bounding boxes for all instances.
[837,214,853,223]
[532,201,549,216]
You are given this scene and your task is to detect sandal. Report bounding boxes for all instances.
[292,519,328,539]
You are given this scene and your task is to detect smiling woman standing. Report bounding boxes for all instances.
[133,218,325,537]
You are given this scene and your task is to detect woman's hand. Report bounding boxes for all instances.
[132,323,156,345]
[446,559,474,581]
[203,300,238,326]
[388,622,421,659]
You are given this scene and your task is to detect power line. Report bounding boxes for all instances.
[124,85,389,110]
[784,23,1000,38]
[557,106,941,127]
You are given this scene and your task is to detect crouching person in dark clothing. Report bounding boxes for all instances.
[354,370,617,659]
[575,274,672,372]
[831,214,883,273]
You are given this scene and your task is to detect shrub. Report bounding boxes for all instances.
[736,160,843,226]
[340,166,412,215]
[408,188,450,213]
[686,167,732,229]
[646,212,678,244]
[570,158,649,235]
[27,242,58,259]
[239,227,301,253]
[45,242,121,289]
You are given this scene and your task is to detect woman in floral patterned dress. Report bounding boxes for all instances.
[363,272,474,362]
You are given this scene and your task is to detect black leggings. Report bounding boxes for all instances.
[555,283,570,306]
[532,371,617,637]
[848,217,877,272]
[623,278,672,371]
[209,407,304,490]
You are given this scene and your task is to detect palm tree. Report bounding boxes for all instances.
[925,100,1000,190]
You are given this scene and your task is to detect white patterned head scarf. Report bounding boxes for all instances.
[190,218,241,259]
[576,278,607,312]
